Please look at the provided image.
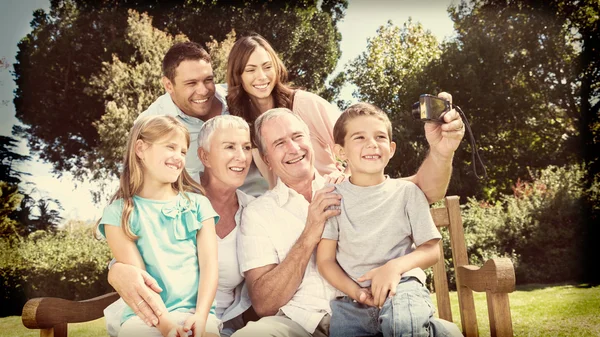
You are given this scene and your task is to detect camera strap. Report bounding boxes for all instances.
[454,105,487,179]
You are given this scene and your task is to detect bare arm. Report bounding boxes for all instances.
[105,227,175,333]
[404,92,465,203]
[358,239,441,307]
[183,218,218,335]
[244,186,342,316]
[317,239,373,305]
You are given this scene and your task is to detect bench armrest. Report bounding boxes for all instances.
[457,257,516,294]
[22,292,120,329]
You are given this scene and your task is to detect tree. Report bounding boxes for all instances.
[343,1,590,200]
[13,0,347,181]
[12,189,64,235]
[0,182,23,239]
[343,19,443,178]
[431,0,588,199]
[0,136,30,184]
[87,10,188,180]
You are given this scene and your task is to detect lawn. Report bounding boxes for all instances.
[1,283,599,337]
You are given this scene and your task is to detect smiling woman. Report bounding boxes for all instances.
[226,34,345,187]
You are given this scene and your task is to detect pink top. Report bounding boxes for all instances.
[292,90,342,176]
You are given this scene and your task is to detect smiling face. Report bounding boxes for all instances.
[201,127,253,189]
[164,59,217,121]
[136,131,188,186]
[335,115,396,183]
[241,46,277,101]
[261,114,314,185]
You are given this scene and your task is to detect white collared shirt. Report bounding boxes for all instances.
[237,174,337,333]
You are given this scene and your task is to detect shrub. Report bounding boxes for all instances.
[0,227,112,317]
[448,164,591,288]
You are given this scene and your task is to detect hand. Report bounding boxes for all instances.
[108,262,163,326]
[305,185,342,245]
[324,170,347,185]
[357,262,401,308]
[183,313,206,337]
[163,324,188,337]
[354,287,376,307]
[424,92,465,160]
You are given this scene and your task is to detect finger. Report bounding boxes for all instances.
[442,108,459,123]
[315,185,336,195]
[130,297,150,325]
[437,92,452,104]
[377,286,388,308]
[357,271,371,282]
[322,208,342,220]
[142,270,163,293]
[441,118,463,132]
[183,317,193,331]
[137,301,159,326]
[372,284,381,307]
[324,174,336,184]
[140,290,163,319]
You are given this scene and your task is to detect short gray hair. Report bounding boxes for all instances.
[254,108,310,156]
[198,115,250,151]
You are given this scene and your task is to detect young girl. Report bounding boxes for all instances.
[98,115,221,337]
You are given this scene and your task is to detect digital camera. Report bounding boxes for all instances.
[411,94,451,123]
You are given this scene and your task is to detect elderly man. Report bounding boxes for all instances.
[231,105,463,337]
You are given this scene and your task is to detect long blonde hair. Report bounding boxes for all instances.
[97,115,204,240]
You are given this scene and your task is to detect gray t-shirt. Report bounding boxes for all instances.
[321,177,441,287]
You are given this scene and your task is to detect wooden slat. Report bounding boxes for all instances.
[445,196,479,337]
[432,238,453,322]
[486,292,514,337]
[431,207,450,228]
[40,323,66,337]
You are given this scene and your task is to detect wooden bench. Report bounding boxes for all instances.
[22,195,515,337]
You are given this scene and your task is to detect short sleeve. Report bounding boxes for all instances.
[193,193,220,225]
[237,204,279,275]
[405,184,441,246]
[98,199,124,238]
[321,216,339,240]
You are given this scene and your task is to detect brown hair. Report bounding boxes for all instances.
[226,34,296,143]
[162,42,211,83]
[333,103,393,146]
[97,115,204,240]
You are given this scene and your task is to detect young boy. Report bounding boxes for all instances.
[316,103,461,337]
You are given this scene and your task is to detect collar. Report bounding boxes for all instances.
[272,172,324,206]
[235,189,255,208]
[170,83,230,123]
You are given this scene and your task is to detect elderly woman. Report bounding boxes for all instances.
[106,115,256,337]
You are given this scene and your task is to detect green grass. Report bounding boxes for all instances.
[432,283,600,337]
[0,316,105,337]
[1,283,599,337]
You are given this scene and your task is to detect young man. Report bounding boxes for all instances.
[316,103,461,337]
[137,41,268,197]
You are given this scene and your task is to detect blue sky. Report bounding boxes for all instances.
[0,0,455,222]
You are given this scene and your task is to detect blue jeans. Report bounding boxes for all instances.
[329,277,462,337]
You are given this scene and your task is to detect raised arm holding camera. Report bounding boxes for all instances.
[406,92,464,203]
